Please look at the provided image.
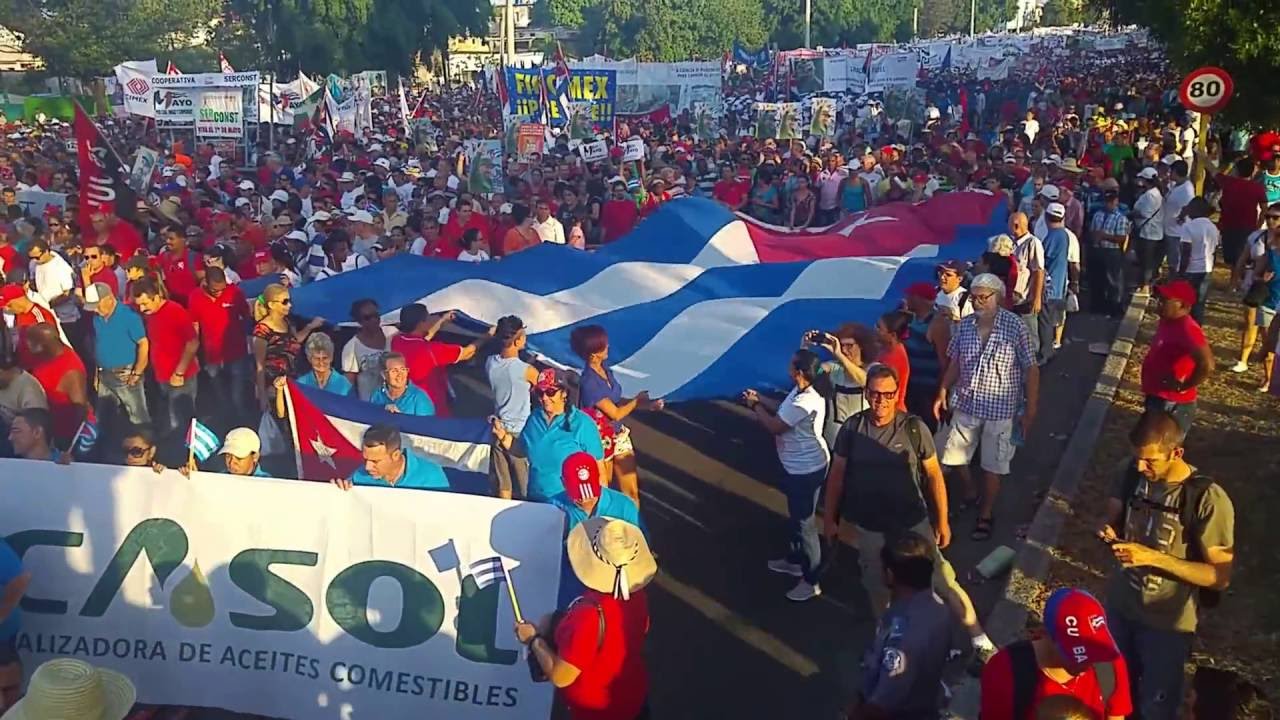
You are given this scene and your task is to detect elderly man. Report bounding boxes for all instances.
[84,282,150,428]
[1088,190,1132,318]
[1132,167,1165,296]
[1007,211,1045,362]
[218,427,271,477]
[330,424,449,491]
[934,273,1039,545]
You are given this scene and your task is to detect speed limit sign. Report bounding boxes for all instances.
[1178,67,1233,113]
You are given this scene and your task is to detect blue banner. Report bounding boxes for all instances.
[733,41,771,70]
[504,67,617,139]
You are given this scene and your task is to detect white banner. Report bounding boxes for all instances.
[571,59,721,116]
[15,190,66,216]
[866,52,920,92]
[153,88,197,126]
[113,60,158,118]
[150,72,261,89]
[1,461,562,719]
[196,90,244,138]
[578,140,607,162]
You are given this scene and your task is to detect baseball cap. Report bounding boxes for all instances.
[345,209,375,225]
[373,158,391,169]
[283,230,308,244]
[218,427,262,459]
[83,282,114,312]
[561,451,602,502]
[309,210,332,223]
[1043,588,1120,673]
[1137,167,1158,181]
[234,197,251,208]
[1155,279,1196,306]
[0,284,27,306]
[534,367,569,392]
[498,203,513,214]
[1039,184,1061,200]
[269,189,289,203]
[237,180,255,191]
[904,281,938,302]
[1160,154,1180,166]
[338,171,356,183]
[1045,202,1066,218]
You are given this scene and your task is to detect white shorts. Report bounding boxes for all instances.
[938,411,1016,475]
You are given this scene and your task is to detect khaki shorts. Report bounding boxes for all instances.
[938,410,1016,476]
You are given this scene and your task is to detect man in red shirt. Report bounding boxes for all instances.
[0,285,67,369]
[712,165,749,211]
[599,181,639,244]
[1202,153,1268,267]
[24,323,92,448]
[132,278,200,439]
[0,223,17,277]
[440,199,490,249]
[1140,280,1213,437]
[156,226,201,305]
[980,587,1133,720]
[390,304,489,417]
[87,211,143,260]
[188,268,252,424]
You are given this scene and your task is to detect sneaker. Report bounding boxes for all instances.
[785,580,822,602]
[767,559,803,577]
[1231,361,1248,373]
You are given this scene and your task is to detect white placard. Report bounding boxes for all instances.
[579,140,607,162]
[1,460,562,719]
[196,90,244,138]
[621,137,645,162]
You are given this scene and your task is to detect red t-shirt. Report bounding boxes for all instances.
[103,221,143,260]
[1215,173,1268,232]
[979,645,1133,720]
[712,180,749,210]
[1141,315,1206,403]
[441,213,491,248]
[187,285,250,365]
[14,304,61,370]
[29,349,93,443]
[553,590,649,720]
[157,249,200,305]
[143,300,200,383]
[390,334,461,417]
[598,200,639,244]
[89,266,119,297]
[0,244,17,275]
[878,342,911,411]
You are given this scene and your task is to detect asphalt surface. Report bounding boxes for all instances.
[163,310,1116,720]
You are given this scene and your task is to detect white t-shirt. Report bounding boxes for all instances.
[1180,217,1220,273]
[457,249,490,262]
[1012,233,1045,303]
[937,286,973,320]
[1066,228,1080,265]
[774,385,830,475]
[31,253,78,322]
[1163,180,1195,237]
[532,217,566,244]
[340,326,398,400]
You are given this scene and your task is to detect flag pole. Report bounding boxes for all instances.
[187,418,196,472]
[282,379,305,479]
[500,560,524,624]
[70,420,87,455]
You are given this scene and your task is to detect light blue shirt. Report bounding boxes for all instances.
[0,539,22,640]
[92,304,146,370]
[350,449,449,490]
[485,355,532,434]
[518,407,604,501]
[297,369,353,397]
[369,383,435,416]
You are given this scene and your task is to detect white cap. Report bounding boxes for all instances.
[218,427,261,458]
[345,209,374,224]
[1137,167,1159,180]
[161,167,175,177]
[1160,154,1180,166]
[373,157,391,169]
[338,171,356,183]
[175,175,188,188]
[1039,184,1060,200]
[498,203,513,214]
[284,230,308,243]
[1045,202,1066,218]
[237,180,255,191]
[369,143,384,152]
[234,197,251,208]
[269,189,289,203]
[446,175,459,191]
[309,210,332,223]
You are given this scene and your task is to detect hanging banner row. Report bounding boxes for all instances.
[503,68,617,139]
[149,72,260,136]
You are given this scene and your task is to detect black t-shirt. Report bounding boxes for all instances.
[833,412,935,533]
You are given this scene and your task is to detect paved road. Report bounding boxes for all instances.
[174,311,1115,720]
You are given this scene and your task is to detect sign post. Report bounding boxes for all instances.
[1177,66,1233,195]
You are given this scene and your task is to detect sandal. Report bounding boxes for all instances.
[971,517,995,542]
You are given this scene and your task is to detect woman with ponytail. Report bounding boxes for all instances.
[875,311,912,412]
[251,283,325,412]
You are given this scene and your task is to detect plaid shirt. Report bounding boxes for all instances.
[1090,208,1132,249]
[947,308,1036,421]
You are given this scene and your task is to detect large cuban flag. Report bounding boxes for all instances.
[283,380,491,489]
[291,192,1009,402]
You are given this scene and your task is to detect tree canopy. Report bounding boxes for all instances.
[1099,0,1280,125]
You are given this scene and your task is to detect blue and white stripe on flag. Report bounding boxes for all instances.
[73,419,98,455]
[467,556,507,590]
[187,419,220,462]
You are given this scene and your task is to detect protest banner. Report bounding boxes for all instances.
[809,98,837,138]
[504,68,616,135]
[113,60,158,118]
[578,139,608,162]
[570,59,721,117]
[514,124,545,160]
[153,89,197,127]
[128,147,161,194]
[620,137,645,162]
[866,52,920,92]
[151,72,260,125]
[0,460,562,719]
[195,90,244,138]
[15,190,66,217]
[692,102,719,142]
[464,139,505,195]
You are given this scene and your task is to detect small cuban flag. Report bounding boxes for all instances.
[186,419,220,462]
[466,556,507,590]
[72,419,98,456]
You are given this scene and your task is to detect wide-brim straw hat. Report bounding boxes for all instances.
[566,518,657,600]
[2,658,136,720]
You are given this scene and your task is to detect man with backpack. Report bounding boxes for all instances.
[979,587,1134,719]
[1098,409,1235,720]
[821,364,998,664]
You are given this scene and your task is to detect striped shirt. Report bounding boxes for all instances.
[1090,208,1131,249]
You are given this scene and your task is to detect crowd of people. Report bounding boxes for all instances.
[0,36,1273,720]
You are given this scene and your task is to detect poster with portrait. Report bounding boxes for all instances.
[463,139,504,195]
[808,97,837,138]
[693,101,719,142]
[777,102,802,140]
[753,103,779,138]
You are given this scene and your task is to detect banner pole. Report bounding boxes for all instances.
[501,560,524,624]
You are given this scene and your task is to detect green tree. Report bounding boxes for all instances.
[586,0,766,61]
[0,0,222,77]
[1100,0,1280,125]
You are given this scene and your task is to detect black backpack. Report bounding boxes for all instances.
[1007,640,1116,719]
[1119,466,1221,609]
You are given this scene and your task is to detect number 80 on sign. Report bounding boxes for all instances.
[1178,67,1233,114]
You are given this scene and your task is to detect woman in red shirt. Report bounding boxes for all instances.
[875,311,912,412]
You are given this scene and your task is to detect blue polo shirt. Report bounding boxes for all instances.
[297,370,353,397]
[519,407,605,501]
[0,539,21,641]
[92,305,146,370]
[369,383,435,416]
[1042,226,1071,301]
[350,449,449,490]
[548,488,644,607]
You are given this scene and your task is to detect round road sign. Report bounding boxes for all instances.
[1178,67,1233,114]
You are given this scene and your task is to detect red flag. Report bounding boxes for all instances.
[495,64,509,108]
[219,52,235,73]
[73,103,138,237]
[166,61,181,75]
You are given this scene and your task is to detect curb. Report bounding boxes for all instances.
[948,292,1149,717]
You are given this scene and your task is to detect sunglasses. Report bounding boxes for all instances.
[125,445,152,457]
[537,387,563,397]
[275,298,292,306]
[867,390,899,400]
[84,253,100,260]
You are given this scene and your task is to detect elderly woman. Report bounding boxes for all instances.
[570,325,663,506]
[271,333,353,419]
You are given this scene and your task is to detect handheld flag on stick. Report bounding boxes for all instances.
[219,52,235,73]
[468,556,522,623]
[186,419,220,463]
[71,419,98,456]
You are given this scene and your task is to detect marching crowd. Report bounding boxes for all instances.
[0,37,1273,720]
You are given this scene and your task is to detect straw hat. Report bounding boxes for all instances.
[1057,158,1085,173]
[2,658,136,720]
[566,518,657,601]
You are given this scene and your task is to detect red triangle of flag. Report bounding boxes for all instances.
[285,381,363,480]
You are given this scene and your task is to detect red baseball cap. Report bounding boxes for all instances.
[0,284,26,306]
[1154,279,1196,307]
[904,281,938,302]
[1043,588,1120,672]
[534,368,568,392]
[561,452,601,502]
